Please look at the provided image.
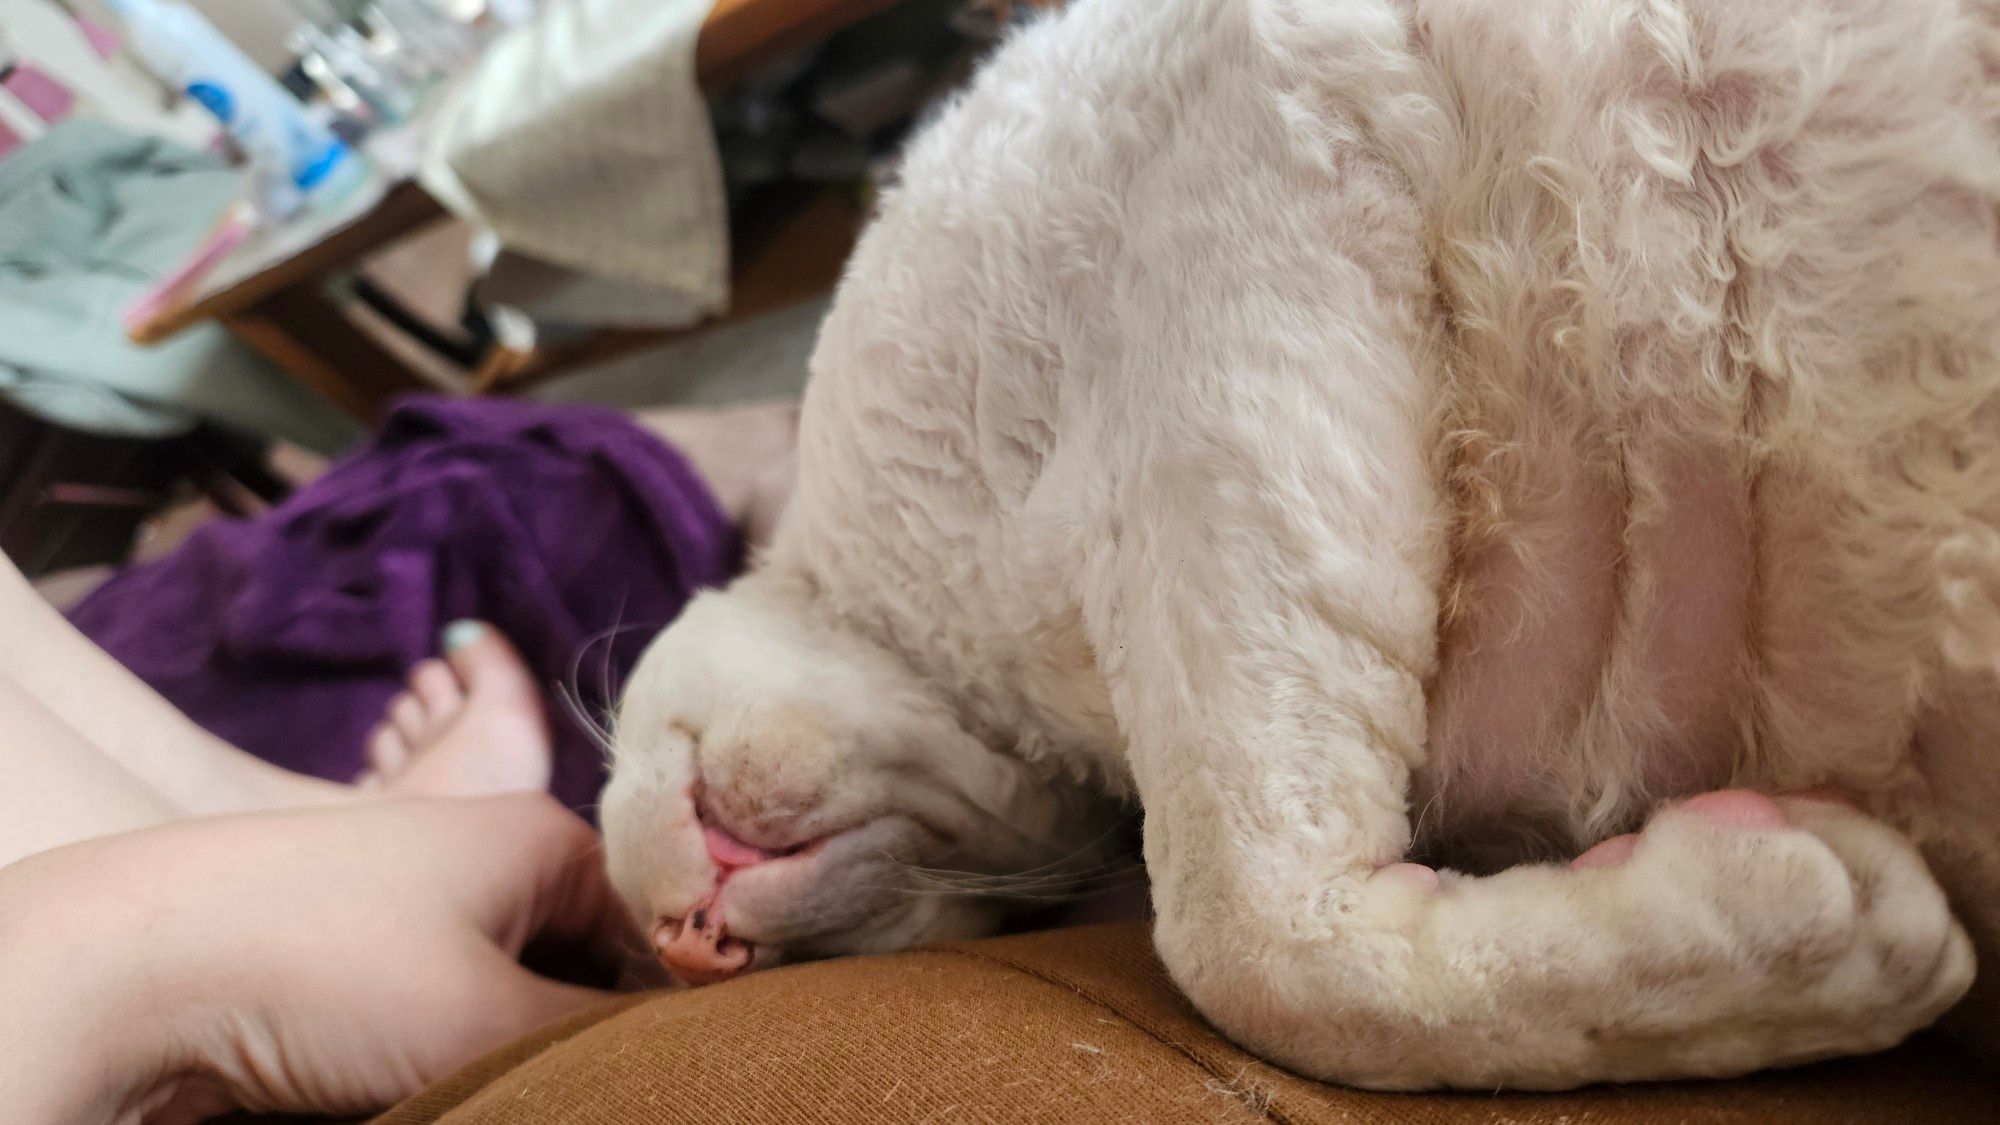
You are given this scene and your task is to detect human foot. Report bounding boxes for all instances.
[358,621,553,797]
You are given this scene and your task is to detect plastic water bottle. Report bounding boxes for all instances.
[107,0,365,217]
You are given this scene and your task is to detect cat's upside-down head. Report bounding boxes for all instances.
[600,571,1118,984]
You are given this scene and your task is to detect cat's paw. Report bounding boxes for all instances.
[1151,789,1973,1090]
[1558,790,1973,1076]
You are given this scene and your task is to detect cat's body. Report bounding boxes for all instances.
[604,0,2000,1088]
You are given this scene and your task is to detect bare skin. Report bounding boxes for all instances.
[0,398,798,847]
[0,792,625,1123]
[356,622,555,797]
[345,399,803,797]
[0,555,351,826]
[0,398,801,1120]
[635,401,800,552]
[0,557,617,1123]
[0,515,562,853]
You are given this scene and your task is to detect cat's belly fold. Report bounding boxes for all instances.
[1418,431,1753,859]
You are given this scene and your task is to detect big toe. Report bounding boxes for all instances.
[376,621,552,798]
[441,620,540,706]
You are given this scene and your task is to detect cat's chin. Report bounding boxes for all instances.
[603,574,1125,972]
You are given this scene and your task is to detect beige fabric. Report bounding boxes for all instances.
[376,922,1998,1124]
[419,0,728,327]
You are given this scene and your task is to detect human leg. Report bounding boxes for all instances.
[0,551,351,815]
[0,669,179,866]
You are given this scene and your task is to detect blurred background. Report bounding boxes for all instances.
[0,0,1049,590]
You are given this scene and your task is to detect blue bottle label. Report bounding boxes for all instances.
[185,79,235,124]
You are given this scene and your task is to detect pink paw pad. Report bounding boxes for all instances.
[1570,833,1638,870]
[1780,787,1857,809]
[1373,861,1441,893]
[1677,789,1788,829]
[1571,790,1789,870]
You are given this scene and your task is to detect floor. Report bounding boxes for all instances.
[351,208,831,413]
[531,296,828,412]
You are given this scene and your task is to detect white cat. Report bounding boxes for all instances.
[601,0,2000,1089]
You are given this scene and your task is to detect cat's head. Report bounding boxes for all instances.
[600,571,1118,985]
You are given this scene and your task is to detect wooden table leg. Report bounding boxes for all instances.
[223,281,433,421]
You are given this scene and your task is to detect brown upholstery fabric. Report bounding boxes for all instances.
[376,921,1997,1124]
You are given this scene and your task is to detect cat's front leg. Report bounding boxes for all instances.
[1062,112,1970,1083]
[1083,410,1972,1090]
[1154,776,1971,1089]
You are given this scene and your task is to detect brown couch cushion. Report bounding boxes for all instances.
[376,921,1996,1124]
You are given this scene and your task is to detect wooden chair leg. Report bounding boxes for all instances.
[469,344,538,394]
[223,281,433,422]
[180,424,291,516]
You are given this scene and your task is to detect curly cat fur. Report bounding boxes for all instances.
[604,0,2000,1089]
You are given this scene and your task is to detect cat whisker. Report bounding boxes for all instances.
[857,881,1112,903]
[558,680,617,764]
[559,618,665,762]
[884,806,1141,899]
[899,861,1136,889]
[889,851,1146,901]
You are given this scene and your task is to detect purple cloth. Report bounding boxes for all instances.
[69,396,739,815]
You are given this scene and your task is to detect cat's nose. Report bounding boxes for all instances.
[654,907,755,986]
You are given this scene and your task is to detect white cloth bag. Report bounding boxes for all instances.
[419,0,729,329]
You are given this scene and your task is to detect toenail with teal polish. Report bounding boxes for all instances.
[442,620,486,652]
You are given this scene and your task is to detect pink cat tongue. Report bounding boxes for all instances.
[704,824,784,870]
